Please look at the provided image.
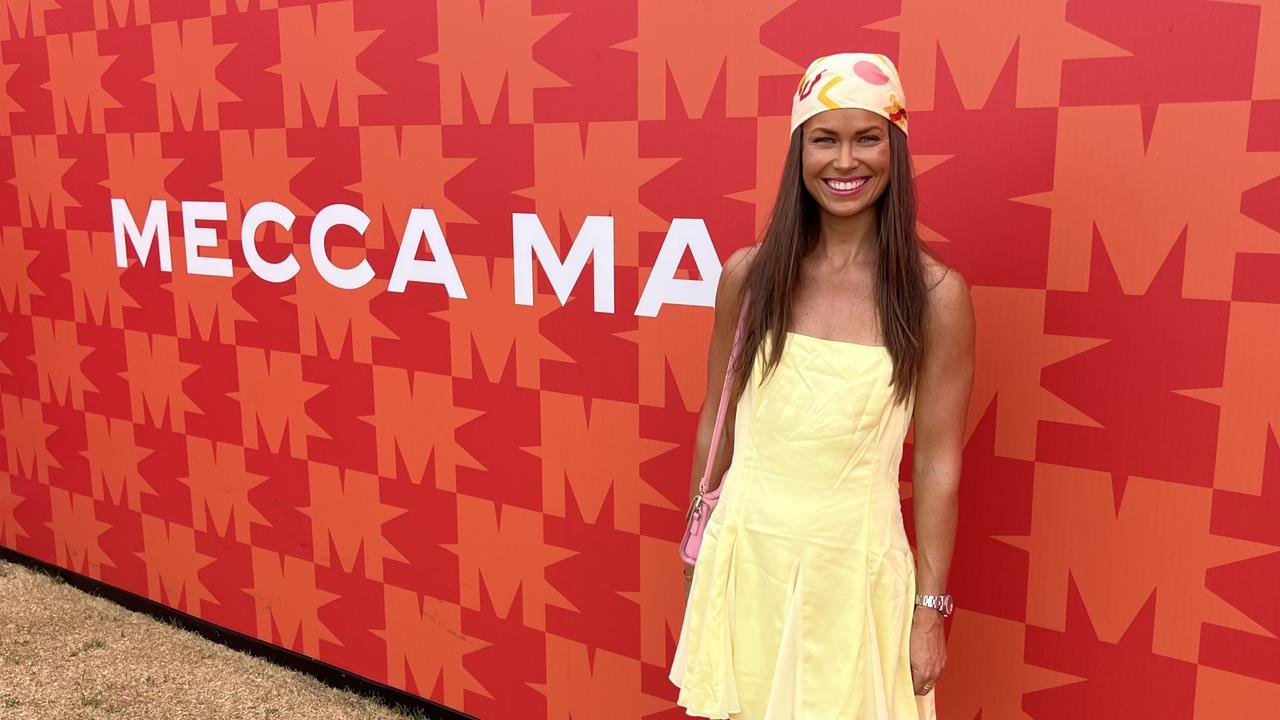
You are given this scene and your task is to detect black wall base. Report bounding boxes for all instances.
[0,545,477,720]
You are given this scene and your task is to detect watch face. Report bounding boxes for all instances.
[941,596,954,615]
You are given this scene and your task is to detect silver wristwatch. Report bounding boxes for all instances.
[914,593,954,617]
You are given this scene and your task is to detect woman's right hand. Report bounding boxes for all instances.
[683,565,695,599]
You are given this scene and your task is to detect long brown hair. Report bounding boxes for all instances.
[734,122,939,407]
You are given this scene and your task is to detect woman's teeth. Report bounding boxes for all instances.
[826,178,867,191]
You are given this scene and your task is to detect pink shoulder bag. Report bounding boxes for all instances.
[679,296,749,566]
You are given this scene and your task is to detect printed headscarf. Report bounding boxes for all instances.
[790,53,908,136]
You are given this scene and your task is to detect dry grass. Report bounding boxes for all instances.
[0,558,438,720]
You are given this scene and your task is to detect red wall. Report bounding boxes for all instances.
[2,1,1279,718]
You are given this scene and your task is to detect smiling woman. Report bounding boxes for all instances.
[671,53,974,720]
[802,115,891,214]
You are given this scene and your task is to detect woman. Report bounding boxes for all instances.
[670,53,974,719]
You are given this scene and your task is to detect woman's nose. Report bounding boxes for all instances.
[835,142,858,171]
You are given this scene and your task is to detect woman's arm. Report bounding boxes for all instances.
[912,265,973,594]
[908,264,975,692]
[684,245,756,582]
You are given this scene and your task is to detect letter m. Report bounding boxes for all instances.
[112,198,172,271]
[513,213,614,313]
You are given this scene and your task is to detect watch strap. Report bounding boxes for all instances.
[914,593,954,617]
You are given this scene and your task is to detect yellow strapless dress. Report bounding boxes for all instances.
[670,331,937,720]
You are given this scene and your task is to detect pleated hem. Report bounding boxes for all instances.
[864,575,891,718]
[674,549,814,719]
[673,542,938,719]
[762,560,803,720]
[672,699,733,720]
[670,525,742,718]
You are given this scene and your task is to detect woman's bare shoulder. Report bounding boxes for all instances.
[717,243,761,307]
[921,252,966,297]
[919,252,972,338]
[725,243,761,283]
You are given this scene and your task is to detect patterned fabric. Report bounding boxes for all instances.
[791,53,909,135]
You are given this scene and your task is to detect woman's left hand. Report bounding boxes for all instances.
[909,606,947,695]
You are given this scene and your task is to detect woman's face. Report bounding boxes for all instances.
[800,109,891,221]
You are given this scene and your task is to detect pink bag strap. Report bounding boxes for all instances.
[697,292,750,496]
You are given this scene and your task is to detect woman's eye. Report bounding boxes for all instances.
[813,136,835,144]
[859,136,881,144]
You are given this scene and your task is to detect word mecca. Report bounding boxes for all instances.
[110,199,727,317]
